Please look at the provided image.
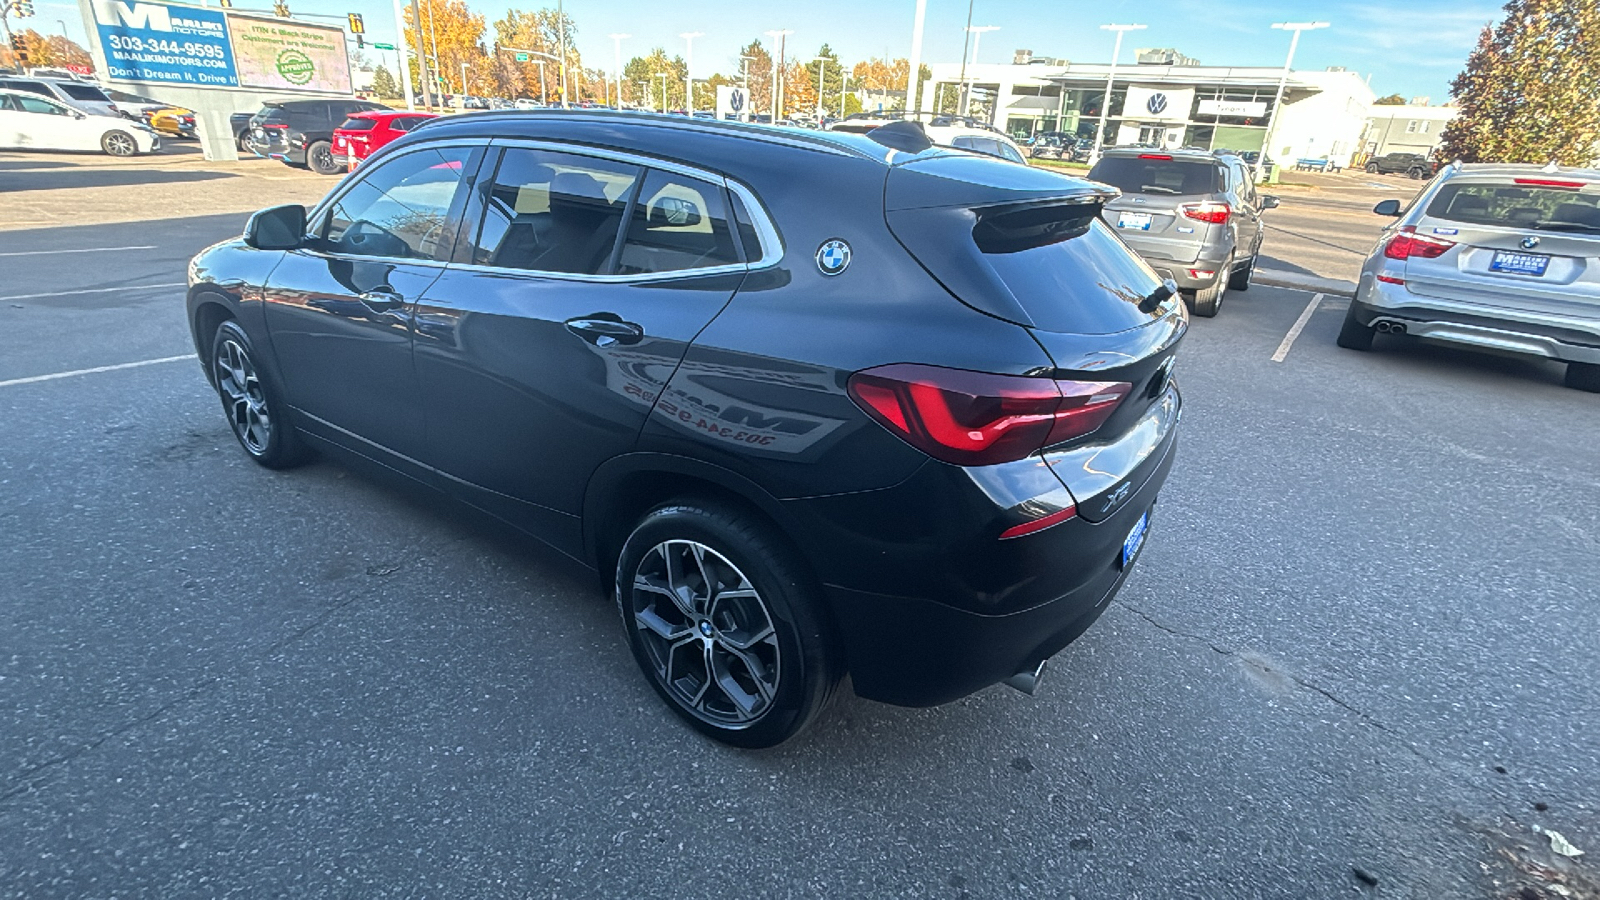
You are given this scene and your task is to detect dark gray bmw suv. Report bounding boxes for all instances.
[186,111,1186,746]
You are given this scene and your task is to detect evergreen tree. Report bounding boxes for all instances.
[1437,0,1600,164]
[372,65,400,99]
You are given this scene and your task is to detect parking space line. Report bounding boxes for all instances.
[1271,292,1325,363]
[0,354,195,389]
[0,245,158,257]
[0,281,186,302]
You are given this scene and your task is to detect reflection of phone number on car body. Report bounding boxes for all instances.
[107,35,228,58]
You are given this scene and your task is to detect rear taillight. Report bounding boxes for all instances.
[847,363,1131,466]
[263,123,288,130]
[1382,225,1454,260]
[1180,201,1230,224]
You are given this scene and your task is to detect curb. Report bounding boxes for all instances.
[1254,267,1357,297]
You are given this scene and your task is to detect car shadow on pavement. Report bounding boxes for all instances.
[0,168,237,193]
[1257,254,1321,276]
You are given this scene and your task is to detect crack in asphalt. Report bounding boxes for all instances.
[1262,222,1372,256]
[0,590,370,808]
[1117,601,1435,765]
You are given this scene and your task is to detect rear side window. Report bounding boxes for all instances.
[977,207,1167,334]
[1425,182,1600,231]
[617,169,741,275]
[339,117,377,130]
[729,193,764,262]
[58,83,109,102]
[6,80,54,97]
[469,147,641,274]
[1088,157,1222,195]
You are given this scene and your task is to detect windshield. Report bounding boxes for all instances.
[1088,157,1222,196]
[1426,182,1600,232]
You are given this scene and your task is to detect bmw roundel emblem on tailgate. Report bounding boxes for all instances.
[816,239,851,276]
[1522,235,1540,249]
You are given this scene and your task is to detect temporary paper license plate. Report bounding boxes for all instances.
[1117,212,1153,231]
[1489,250,1549,276]
[1121,511,1150,569]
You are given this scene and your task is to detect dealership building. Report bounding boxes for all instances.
[921,49,1377,165]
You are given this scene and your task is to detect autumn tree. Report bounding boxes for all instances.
[372,65,399,99]
[1373,93,1407,105]
[783,59,817,120]
[404,0,488,102]
[623,48,687,110]
[1437,0,1600,164]
[0,31,92,70]
[489,8,578,101]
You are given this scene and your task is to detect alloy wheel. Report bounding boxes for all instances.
[312,146,336,173]
[629,540,781,726]
[105,132,136,156]
[215,338,272,455]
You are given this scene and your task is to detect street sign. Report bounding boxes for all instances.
[514,53,529,62]
[372,42,395,50]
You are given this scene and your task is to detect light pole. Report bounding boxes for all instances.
[1257,21,1329,181]
[608,33,629,108]
[960,25,998,117]
[840,68,849,119]
[679,32,704,114]
[389,0,416,110]
[655,71,670,113]
[905,0,927,117]
[1088,23,1146,166]
[459,61,469,106]
[764,29,792,120]
[811,56,829,121]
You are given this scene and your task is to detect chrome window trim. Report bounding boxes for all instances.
[485,137,786,271]
[441,260,748,284]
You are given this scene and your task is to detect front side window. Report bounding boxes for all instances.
[319,145,472,259]
[16,95,69,116]
[470,147,641,274]
[617,169,740,275]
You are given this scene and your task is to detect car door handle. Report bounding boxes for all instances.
[566,316,644,347]
[358,288,405,312]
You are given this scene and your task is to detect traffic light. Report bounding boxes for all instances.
[9,33,29,66]
[218,0,232,7]
[15,0,36,17]
[347,13,364,34]
[273,1,289,17]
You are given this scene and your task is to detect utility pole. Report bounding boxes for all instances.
[1088,23,1146,166]
[608,33,629,108]
[680,32,703,114]
[764,29,791,120]
[905,0,926,117]
[557,0,568,107]
[390,0,415,110]
[408,0,434,109]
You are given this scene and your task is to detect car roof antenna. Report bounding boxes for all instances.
[866,120,934,154]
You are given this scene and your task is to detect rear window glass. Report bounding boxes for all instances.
[339,117,377,130]
[58,83,110,101]
[1425,183,1600,231]
[1088,157,1222,196]
[980,210,1168,334]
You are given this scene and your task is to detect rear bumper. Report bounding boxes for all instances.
[1353,275,1600,364]
[786,387,1181,707]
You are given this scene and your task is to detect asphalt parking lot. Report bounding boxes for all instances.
[2,150,1597,899]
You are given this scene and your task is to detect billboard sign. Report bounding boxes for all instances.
[90,0,238,87]
[87,0,351,94]
[227,15,352,94]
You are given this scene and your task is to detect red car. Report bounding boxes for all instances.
[331,110,437,171]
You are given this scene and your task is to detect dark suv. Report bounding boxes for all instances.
[1364,151,1435,179]
[245,98,387,174]
[1089,147,1279,316]
[186,111,1185,746]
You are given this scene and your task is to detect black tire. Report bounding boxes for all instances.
[1365,162,1379,174]
[1186,255,1229,318]
[210,320,311,469]
[1335,303,1375,351]
[1565,361,1600,393]
[101,130,138,157]
[616,501,841,748]
[237,132,253,153]
[1229,248,1256,291]
[306,140,341,176]
[1407,167,1424,180]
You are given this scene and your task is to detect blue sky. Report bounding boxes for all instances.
[44,0,1506,102]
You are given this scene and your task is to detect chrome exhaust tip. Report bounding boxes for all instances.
[1003,660,1048,695]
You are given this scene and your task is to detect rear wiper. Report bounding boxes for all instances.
[1139,279,1177,313]
[1139,186,1180,195]
[1531,221,1600,234]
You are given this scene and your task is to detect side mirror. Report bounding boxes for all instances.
[1260,195,1280,210]
[72,110,87,120]
[1373,199,1402,217]
[243,204,307,250]
[652,197,702,227]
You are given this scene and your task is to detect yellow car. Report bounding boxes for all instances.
[105,89,197,139]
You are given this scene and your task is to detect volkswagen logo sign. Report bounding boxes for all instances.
[1521,235,1541,250]
[730,88,745,112]
[1146,92,1169,115]
[816,239,851,276]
